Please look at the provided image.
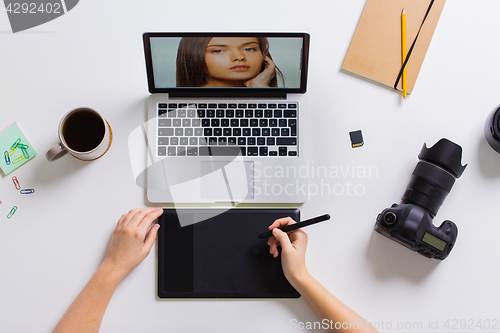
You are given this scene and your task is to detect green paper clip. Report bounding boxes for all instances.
[10,138,21,149]
[7,206,17,219]
[21,147,29,159]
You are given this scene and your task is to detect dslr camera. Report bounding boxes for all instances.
[375,138,467,260]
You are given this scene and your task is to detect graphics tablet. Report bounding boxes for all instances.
[157,209,300,299]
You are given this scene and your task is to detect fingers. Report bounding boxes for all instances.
[267,217,307,258]
[143,223,160,254]
[127,208,162,226]
[135,208,163,233]
[263,56,276,69]
[268,217,297,230]
[272,228,293,253]
[268,238,279,258]
[129,207,161,225]
[117,208,163,237]
[117,208,141,228]
[267,217,295,257]
[116,213,126,228]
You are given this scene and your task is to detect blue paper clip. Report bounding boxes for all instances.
[4,151,11,165]
[20,189,35,194]
[7,206,17,219]
[10,138,21,149]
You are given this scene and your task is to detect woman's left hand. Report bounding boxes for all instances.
[244,56,276,87]
[102,208,163,280]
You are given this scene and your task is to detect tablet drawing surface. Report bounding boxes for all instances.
[157,209,300,299]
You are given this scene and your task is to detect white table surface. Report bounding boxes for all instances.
[1,1,500,332]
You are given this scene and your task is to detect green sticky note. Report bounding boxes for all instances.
[0,122,37,175]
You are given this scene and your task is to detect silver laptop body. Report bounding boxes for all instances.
[142,32,310,204]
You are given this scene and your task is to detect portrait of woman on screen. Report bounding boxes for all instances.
[176,37,285,88]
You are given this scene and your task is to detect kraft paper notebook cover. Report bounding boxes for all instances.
[342,0,446,94]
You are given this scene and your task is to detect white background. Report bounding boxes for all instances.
[1,1,500,332]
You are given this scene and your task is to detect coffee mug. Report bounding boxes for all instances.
[46,107,113,161]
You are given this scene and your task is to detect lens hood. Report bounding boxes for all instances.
[418,138,467,178]
[484,105,500,154]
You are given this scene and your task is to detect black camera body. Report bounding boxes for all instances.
[375,204,458,259]
[375,138,466,260]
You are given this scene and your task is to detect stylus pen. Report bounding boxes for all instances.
[258,214,331,239]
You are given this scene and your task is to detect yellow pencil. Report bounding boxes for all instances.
[402,8,408,98]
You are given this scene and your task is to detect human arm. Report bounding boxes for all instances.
[244,55,276,87]
[53,207,163,333]
[268,218,379,333]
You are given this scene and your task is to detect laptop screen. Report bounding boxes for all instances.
[143,32,309,96]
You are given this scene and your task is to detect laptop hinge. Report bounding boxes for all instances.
[167,89,287,99]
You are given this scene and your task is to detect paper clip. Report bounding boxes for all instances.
[12,155,25,164]
[4,151,11,165]
[20,147,29,159]
[20,189,35,194]
[12,176,21,190]
[10,138,21,149]
[7,146,17,157]
[7,206,17,219]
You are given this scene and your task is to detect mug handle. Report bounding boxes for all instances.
[46,143,68,161]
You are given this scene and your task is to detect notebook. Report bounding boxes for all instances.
[141,32,310,204]
[342,0,446,94]
[157,208,300,299]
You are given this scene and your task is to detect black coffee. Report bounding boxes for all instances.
[62,110,105,152]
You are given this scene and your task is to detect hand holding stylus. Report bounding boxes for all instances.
[259,214,330,238]
[267,217,309,283]
[267,215,379,333]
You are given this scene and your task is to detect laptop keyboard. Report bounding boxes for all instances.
[157,102,298,157]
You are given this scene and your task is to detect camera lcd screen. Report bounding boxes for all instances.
[422,232,447,251]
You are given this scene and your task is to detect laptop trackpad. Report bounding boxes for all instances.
[200,161,254,201]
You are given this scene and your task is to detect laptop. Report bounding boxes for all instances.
[141,32,310,204]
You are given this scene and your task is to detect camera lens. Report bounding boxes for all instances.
[402,139,466,218]
[402,161,455,217]
[383,212,397,225]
